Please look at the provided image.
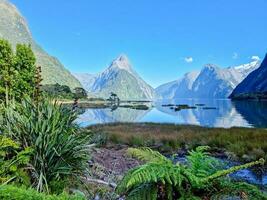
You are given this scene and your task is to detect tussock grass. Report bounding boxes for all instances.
[88,123,267,162]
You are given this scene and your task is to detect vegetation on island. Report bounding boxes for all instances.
[0,39,267,199]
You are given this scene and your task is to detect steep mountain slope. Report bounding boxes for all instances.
[191,64,243,98]
[156,60,260,99]
[72,73,96,91]
[230,54,267,99]
[156,71,200,99]
[75,55,156,100]
[0,0,81,89]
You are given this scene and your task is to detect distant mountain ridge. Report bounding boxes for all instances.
[230,54,267,99]
[72,73,96,92]
[74,55,156,100]
[0,0,81,89]
[156,59,260,99]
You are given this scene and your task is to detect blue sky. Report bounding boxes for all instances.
[10,0,267,87]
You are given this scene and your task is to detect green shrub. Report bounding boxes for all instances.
[0,185,85,200]
[0,136,32,185]
[1,98,92,193]
[116,146,266,200]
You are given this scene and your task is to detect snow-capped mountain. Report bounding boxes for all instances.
[156,59,260,99]
[156,71,200,99]
[230,54,267,99]
[74,54,156,100]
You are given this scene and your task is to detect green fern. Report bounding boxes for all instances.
[187,146,222,178]
[117,146,266,200]
[127,183,158,200]
[128,147,171,164]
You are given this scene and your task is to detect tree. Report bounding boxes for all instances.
[0,40,36,103]
[74,87,87,99]
[14,44,36,99]
[41,84,74,99]
[0,39,15,103]
[108,92,120,102]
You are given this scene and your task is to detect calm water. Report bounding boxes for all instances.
[76,99,267,128]
[76,99,267,187]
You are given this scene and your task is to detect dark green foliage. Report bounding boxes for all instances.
[0,39,15,103]
[1,97,92,193]
[41,84,74,99]
[117,147,266,200]
[14,44,36,99]
[0,136,32,185]
[0,185,85,200]
[41,84,88,100]
[0,39,36,103]
[74,87,87,99]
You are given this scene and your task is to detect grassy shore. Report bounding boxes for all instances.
[88,123,267,163]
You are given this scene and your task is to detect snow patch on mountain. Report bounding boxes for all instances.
[156,60,260,99]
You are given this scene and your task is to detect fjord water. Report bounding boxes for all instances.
[76,99,267,128]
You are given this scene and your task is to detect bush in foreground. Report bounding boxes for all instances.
[1,97,92,193]
[0,136,32,185]
[0,185,85,200]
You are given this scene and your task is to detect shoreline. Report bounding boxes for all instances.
[86,122,267,164]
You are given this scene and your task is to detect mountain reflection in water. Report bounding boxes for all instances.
[76,99,267,128]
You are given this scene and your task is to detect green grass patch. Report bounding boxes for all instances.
[88,123,267,162]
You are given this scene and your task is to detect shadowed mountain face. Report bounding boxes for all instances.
[230,54,267,99]
[0,0,81,89]
[232,100,267,128]
[156,60,260,99]
[74,55,156,100]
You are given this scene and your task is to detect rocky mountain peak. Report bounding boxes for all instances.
[202,64,219,71]
[110,54,132,71]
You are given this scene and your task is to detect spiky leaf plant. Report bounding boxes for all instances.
[117,147,266,200]
[1,97,92,193]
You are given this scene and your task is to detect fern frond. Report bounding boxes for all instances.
[127,183,158,200]
[187,146,222,178]
[127,147,171,164]
[116,168,137,194]
[202,158,265,184]
[117,147,267,199]
[125,163,182,189]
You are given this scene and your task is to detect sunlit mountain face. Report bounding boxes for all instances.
[73,55,156,100]
[0,0,81,89]
[156,60,261,99]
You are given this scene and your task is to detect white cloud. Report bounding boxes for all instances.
[232,52,238,59]
[251,56,260,61]
[184,57,193,63]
